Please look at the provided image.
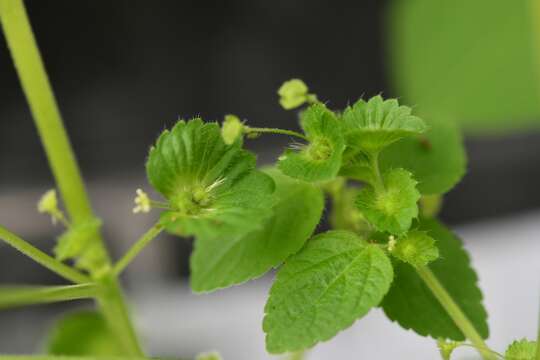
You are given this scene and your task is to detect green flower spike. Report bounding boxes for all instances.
[278,103,345,182]
[146,118,275,238]
[342,95,427,153]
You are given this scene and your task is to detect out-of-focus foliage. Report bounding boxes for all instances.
[386,0,540,133]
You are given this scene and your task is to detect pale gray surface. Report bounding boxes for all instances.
[133,211,540,359]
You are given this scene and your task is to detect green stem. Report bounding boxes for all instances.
[0,225,91,284]
[0,0,143,355]
[0,0,92,224]
[245,126,308,141]
[416,266,496,360]
[0,284,96,310]
[113,224,163,276]
[96,274,144,356]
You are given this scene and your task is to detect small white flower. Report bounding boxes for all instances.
[133,189,151,214]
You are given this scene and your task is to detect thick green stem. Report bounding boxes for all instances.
[0,284,96,310]
[113,224,163,276]
[0,0,92,224]
[0,0,143,355]
[416,266,495,360]
[96,274,144,356]
[0,225,90,284]
[245,126,308,141]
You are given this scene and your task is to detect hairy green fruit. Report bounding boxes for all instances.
[392,230,439,267]
[356,168,420,234]
[278,104,345,182]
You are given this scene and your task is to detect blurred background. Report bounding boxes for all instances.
[1,0,540,358]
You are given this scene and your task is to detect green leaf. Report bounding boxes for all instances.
[505,339,537,360]
[54,219,107,273]
[387,0,540,133]
[356,168,420,234]
[342,95,426,153]
[190,169,324,292]
[46,311,124,355]
[380,115,466,195]
[278,104,345,182]
[146,119,275,238]
[382,218,489,340]
[391,230,439,267]
[263,230,394,353]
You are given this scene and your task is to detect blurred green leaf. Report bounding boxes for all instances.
[380,115,466,195]
[46,311,124,355]
[387,0,540,133]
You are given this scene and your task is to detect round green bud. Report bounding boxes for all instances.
[221,114,244,145]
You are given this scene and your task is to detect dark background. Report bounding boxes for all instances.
[1,0,540,279]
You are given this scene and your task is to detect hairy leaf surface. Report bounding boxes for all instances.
[264,230,393,353]
[342,95,426,152]
[505,339,537,360]
[392,230,439,267]
[356,168,420,234]
[382,218,489,340]
[278,104,345,182]
[146,119,275,238]
[191,169,324,292]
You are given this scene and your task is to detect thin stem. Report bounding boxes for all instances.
[0,1,143,355]
[368,151,385,193]
[0,283,96,310]
[245,126,309,141]
[113,224,163,276]
[416,266,496,360]
[0,225,91,284]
